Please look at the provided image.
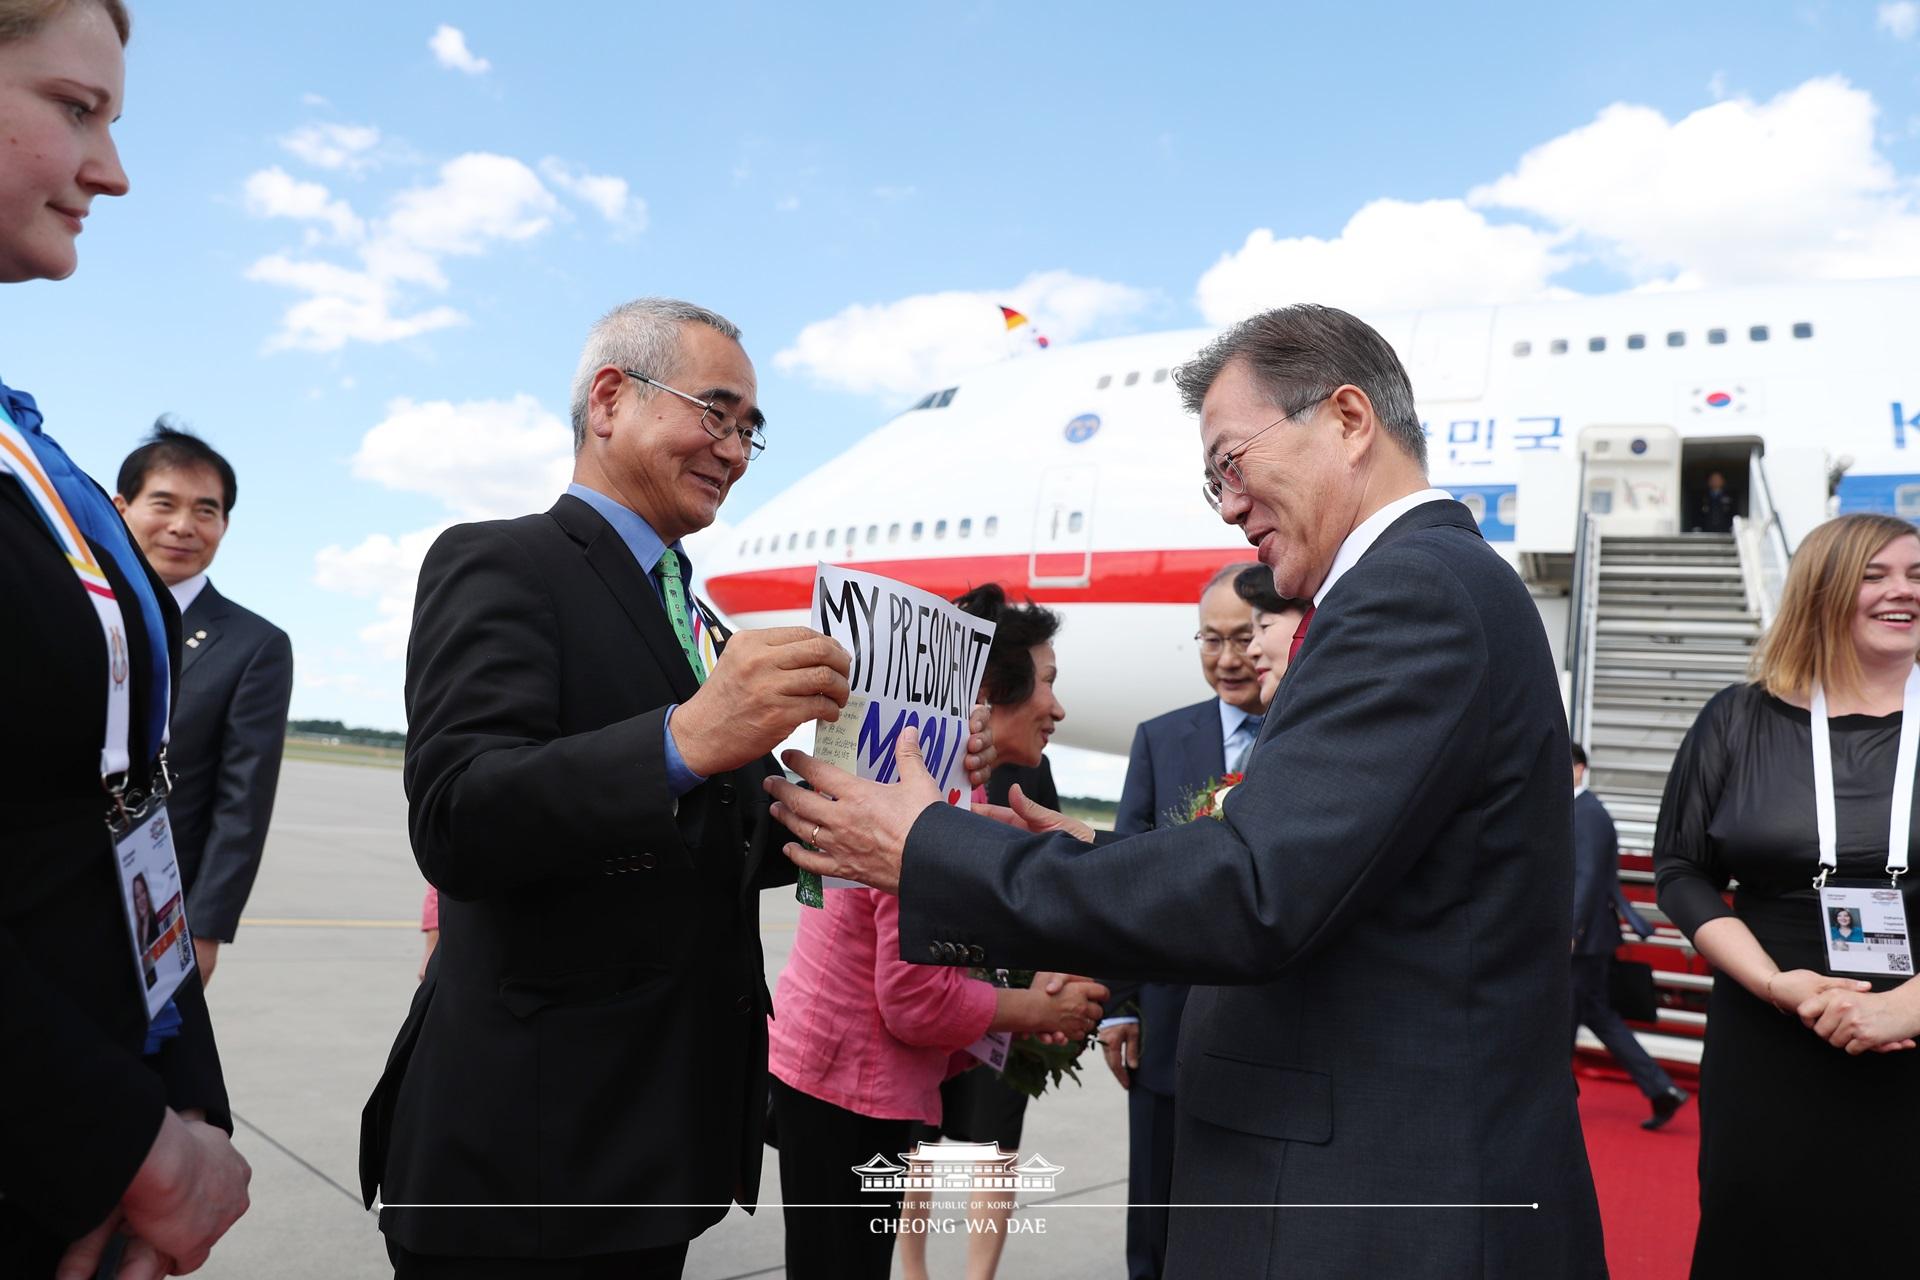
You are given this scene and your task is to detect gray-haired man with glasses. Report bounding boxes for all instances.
[363,298,992,1279]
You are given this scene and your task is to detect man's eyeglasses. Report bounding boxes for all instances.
[623,370,767,460]
[1201,392,1331,512]
[1194,630,1256,656]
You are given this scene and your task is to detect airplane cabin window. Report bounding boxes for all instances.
[888,522,901,543]
[1512,341,1531,357]
[1460,493,1487,522]
[985,516,1000,537]
[1750,325,1769,342]
[825,529,836,547]
[1588,337,1605,352]
[1153,368,1168,383]
[1497,492,1518,524]
[1792,322,1813,339]
[787,533,798,550]
[1666,331,1685,347]
[1549,339,1568,355]
[806,531,817,549]
[1626,334,1646,350]
[934,519,948,539]
[753,537,763,553]
[911,521,924,541]
[959,518,973,538]
[1124,371,1140,386]
[846,526,857,547]
[1096,375,1112,389]
[1708,328,1727,345]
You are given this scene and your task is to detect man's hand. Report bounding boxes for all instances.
[192,937,220,989]
[672,627,850,777]
[1797,986,1920,1055]
[964,703,997,789]
[55,1213,176,1280]
[1017,972,1108,1039]
[974,784,1095,844]
[1099,1022,1141,1090]
[767,724,946,895]
[114,1109,251,1274]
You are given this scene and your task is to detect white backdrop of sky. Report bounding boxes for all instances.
[12,1,1920,797]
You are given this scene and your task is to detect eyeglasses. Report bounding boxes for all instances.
[1200,392,1331,512]
[1193,630,1256,656]
[623,370,767,460]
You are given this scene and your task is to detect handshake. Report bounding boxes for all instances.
[56,1108,251,1279]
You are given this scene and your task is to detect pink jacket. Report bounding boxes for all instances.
[769,885,998,1124]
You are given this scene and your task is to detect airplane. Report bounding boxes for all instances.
[701,276,1920,758]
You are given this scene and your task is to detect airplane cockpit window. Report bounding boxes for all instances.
[1512,341,1531,357]
[1750,325,1769,342]
[1096,375,1112,389]
[1708,328,1727,345]
[985,516,1000,537]
[934,519,948,539]
[1792,322,1813,339]
[934,387,959,407]
[911,391,935,410]
[1124,371,1140,386]
[1153,368,1168,383]
[888,523,901,543]
[1588,337,1606,352]
[1626,334,1646,350]
[959,518,973,538]
[1666,331,1685,347]
[1549,339,1568,355]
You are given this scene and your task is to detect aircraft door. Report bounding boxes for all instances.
[1029,465,1096,588]
[1579,425,1682,536]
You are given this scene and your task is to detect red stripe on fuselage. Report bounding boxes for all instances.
[704,549,1257,616]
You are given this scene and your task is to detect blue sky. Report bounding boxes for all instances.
[12,1,1920,790]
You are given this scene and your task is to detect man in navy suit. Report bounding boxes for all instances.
[1570,744,1688,1130]
[1102,564,1266,1280]
[116,423,293,987]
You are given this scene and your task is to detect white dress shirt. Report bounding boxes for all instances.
[169,571,210,614]
[1312,488,1455,607]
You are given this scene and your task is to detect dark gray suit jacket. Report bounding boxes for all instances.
[899,501,1605,1278]
[170,581,294,942]
[1107,697,1227,1096]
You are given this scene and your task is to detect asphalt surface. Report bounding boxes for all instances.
[194,759,1133,1279]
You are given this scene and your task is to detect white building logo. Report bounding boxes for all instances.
[853,1141,1064,1193]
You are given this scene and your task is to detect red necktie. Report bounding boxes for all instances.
[1288,605,1316,665]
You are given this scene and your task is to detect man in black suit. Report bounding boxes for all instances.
[360,298,870,1279]
[1570,744,1688,1130]
[1101,563,1265,1280]
[116,424,294,986]
[772,304,1606,1278]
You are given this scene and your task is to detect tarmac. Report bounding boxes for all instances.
[194,758,1133,1279]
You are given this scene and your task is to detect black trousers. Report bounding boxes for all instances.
[1570,952,1676,1101]
[769,1076,911,1280]
[387,1239,688,1279]
[1125,1084,1177,1280]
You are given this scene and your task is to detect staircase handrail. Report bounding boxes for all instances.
[1568,503,1601,754]
[1737,448,1791,627]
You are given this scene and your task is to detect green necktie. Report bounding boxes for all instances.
[655,548,706,684]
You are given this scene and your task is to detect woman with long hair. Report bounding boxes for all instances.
[1655,512,1920,1274]
[0,2,249,1273]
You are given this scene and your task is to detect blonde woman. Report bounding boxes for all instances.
[1655,512,1920,1275]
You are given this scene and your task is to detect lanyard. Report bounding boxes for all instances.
[0,413,137,782]
[1809,667,1920,885]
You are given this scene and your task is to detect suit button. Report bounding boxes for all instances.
[735,994,753,1013]
[968,945,985,964]
[718,783,736,805]
[928,942,942,959]
[638,852,656,870]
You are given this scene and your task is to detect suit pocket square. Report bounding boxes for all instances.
[1183,1054,1333,1145]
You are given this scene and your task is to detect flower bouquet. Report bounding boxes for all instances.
[1180,771,1243,822]
[969,967,1099,1099]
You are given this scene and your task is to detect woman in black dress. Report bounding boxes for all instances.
[1655,513,1920,1277]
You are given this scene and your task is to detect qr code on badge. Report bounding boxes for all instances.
[1891,953,1913,974]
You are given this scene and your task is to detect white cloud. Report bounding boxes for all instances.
[244,152,562,351]
[429,24,491,75]
[538,157,647,232]
[1469,76,1920,287]
[350,394,573,519]
[1194,199,1571,325]
[777,269,1152,398]
[243,167,364,241]
[313,525,447,660]
[281,122,381,172]
[1879,2,1919,39]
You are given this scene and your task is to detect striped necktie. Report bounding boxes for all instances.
[655,548,707,683]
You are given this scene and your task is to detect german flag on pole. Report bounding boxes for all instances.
[999,305,1051,349]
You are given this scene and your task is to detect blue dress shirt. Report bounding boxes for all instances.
[564,483,705,797]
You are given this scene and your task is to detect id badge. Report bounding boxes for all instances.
[1818,881,1915,978]
[965,1030,1012,1072]
[109,795,196,1019]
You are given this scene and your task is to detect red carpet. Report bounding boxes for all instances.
[1575,1065,1698,1279]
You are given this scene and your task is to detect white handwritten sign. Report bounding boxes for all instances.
[797,563,997,907]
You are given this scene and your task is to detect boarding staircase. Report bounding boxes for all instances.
[1568,508,1786,1068]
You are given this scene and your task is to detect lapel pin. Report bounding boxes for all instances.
[195,630,208,639]
[186,638,199,648]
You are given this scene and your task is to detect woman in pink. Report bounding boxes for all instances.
[768,819,1105,1280]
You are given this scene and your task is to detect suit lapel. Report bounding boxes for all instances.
[550,495,700,704]
[1182,700,1226,784]
[180,583,230,675]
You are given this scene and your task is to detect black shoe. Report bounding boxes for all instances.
[1641,1086,1689,1131]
